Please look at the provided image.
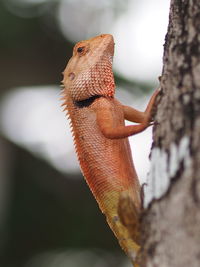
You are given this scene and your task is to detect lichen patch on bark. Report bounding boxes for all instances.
[144,136,191,207]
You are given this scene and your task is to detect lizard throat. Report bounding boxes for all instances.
[74,95,102,108]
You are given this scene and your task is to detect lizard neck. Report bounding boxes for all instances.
[74,95,102,108]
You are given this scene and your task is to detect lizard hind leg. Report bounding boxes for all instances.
[117,191,141,266]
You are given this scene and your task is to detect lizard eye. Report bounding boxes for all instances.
[77,46,84,53]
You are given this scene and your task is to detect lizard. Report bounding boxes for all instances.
[61,34,159,266]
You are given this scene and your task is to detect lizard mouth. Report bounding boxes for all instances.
[74,95,102,108]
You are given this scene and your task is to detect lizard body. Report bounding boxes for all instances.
[61,34,158,265]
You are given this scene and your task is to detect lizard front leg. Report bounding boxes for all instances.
[97,89,159,139]
[123,88,160,123]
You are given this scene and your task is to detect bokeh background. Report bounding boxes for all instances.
[0,0,170,266]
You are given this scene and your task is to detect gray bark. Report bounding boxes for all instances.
[139,0,200,266]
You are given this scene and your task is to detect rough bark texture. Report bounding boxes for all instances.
[139,0,200,266]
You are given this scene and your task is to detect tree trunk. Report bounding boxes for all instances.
[139,0,200,266]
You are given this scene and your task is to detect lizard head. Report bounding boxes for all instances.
[62,34,115,102]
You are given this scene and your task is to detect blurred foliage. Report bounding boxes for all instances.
[1,138,119,267]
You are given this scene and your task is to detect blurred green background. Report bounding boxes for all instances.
[0,0,169,266]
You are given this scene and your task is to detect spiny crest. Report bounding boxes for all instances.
[59,85,70,119]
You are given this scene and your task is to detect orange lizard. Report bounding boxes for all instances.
[61,34,159,266]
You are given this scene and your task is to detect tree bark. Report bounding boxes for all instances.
[139,0,200,266]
